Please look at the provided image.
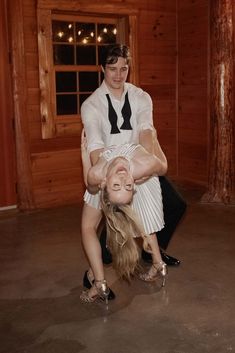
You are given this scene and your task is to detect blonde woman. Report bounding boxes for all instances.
[80,128,168,304]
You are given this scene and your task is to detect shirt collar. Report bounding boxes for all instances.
[101,81,129,100]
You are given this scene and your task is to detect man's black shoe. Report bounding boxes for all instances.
[160,250,181,266]
[142,250,181,266]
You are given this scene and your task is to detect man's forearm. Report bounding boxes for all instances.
[139,129,155,154]
[90,148,104,165]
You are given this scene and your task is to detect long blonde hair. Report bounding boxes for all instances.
[101,187,149,280]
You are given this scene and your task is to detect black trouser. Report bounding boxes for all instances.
[99,176,187,264]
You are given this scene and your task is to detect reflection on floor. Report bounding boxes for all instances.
[0,182,235,353]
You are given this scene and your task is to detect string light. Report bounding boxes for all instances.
[57,31,64,38]
[55,24,117,43]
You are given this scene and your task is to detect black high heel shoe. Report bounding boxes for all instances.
[83,270,116,300]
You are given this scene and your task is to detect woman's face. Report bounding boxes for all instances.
[104,157,134,204]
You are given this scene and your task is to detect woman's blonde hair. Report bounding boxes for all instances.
[101,187,150,280]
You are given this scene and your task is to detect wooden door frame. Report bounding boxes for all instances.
[0,0,17,210]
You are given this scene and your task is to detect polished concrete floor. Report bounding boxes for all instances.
[0,183,235,353]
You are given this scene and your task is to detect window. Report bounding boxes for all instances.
[37,2,138,138]
[52,16,119,117]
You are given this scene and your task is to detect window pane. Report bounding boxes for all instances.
[79,72,99,92]
[98,45,109,66]
[97,24,117,44]
[76,45,96,65]
[52,21,74,43]
[56,95,77,115]
[76,22,96,44]
[79,94,90,110]
[56,72,77,92]
[53,44,74,65]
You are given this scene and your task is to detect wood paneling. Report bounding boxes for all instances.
[31,149,84,207]
[138,2,177,177]
[178,0,209,184]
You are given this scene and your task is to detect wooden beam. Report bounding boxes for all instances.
[37,0,138,15]
[202,0,234,204]
[9,0,35,209]
[0,0,16,207]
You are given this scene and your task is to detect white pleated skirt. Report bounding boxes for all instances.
[84,176,164,236]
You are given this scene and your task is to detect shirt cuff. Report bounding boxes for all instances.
[138,123,154,131]
[87,143,105,154]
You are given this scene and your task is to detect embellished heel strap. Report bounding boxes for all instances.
[80,279,110,304]
[139,261,168,286]
[95,279,110,304]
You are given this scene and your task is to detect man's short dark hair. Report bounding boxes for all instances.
[101,44,131,68]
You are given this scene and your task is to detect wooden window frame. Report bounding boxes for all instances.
[37,0,139,139]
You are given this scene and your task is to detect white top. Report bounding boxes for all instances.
[101,143,139,163]
[81,81,154,154]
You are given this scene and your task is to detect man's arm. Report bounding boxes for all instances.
[81,100,105,155]
[139,129,155,154]
[81,129,91,187]
[81,129,103,194]
[136,128,168,181]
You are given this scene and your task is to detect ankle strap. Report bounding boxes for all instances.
[152,261,166,269]
[95,279,107,283]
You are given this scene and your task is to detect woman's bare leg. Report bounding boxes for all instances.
[144,233,162,264]
[81,203,104,296]
[141,233,167,285]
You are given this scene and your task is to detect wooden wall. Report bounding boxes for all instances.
[177,0,209,185]
[2,0,232,209]
[139,2,178,175]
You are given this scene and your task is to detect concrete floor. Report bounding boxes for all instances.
[0,183,235,353]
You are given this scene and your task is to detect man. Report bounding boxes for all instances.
[81,44,186,297]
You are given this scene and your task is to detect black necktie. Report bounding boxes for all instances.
[106,92,132,134]
[120,92,132,130]
[106,94,120,134]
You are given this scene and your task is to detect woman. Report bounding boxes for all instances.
[80,128,168,304]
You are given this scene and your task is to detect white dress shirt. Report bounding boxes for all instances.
[81,81,154,154]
